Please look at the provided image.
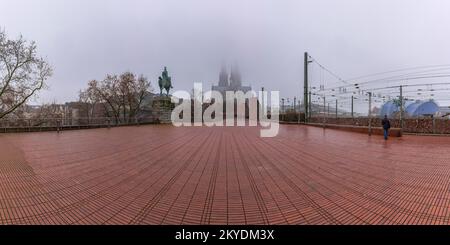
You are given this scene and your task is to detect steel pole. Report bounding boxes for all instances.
[323,96,326,128]
[335,99,338,119]
[368,92,372,136]
[400,85,403,131]
[351,95,354,119]
[304,52,309,123]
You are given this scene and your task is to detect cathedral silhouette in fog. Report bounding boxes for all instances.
[211,65,252,99]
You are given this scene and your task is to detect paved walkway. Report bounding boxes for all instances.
[0,125,449,224]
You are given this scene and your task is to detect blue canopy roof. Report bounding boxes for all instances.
[380,100,439,118]
[405,101,422,116]
[407,100,439,117]
[379,101,398,118]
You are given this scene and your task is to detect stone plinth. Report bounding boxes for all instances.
[152,96,175,124]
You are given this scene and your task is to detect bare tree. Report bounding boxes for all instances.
[0,30,52,119]
[78,82,100,124]
[131,74,151,121]
[91,76,122,124]
[19,102,64,127]
[118,72,151,123]
[84,72,151,124]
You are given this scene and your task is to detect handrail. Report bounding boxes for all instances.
[0,116,157,129]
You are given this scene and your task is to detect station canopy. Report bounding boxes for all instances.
[380,100,439,118]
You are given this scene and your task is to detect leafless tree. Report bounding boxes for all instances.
[118,72,150,123]
[88,76,122,124]
[30,102,63,126]
[0,30,52,119]
[78,82,100,124]
[84,72,151,124]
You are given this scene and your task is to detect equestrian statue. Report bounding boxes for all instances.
[158,66,173,96]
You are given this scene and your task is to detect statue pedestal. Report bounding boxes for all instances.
[152,96,175,124]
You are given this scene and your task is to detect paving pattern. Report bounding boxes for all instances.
[0,125,450,224]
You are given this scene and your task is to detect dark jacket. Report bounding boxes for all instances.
[382,118,391,130]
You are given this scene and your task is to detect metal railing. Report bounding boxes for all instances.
[279,114,450,135]
[0,116,158,133]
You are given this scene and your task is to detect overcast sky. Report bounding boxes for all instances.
[1,0,450,104]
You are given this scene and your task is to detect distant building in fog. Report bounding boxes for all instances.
[212,65,252,99]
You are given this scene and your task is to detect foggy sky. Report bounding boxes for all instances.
[1,0,450,104]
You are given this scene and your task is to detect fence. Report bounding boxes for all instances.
[307,117,450,134]
[279,106,450,134]
[0,116,158,133]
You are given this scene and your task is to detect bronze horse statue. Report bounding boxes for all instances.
[158,66,173,96]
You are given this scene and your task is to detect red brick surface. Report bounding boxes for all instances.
[0,125,449,224]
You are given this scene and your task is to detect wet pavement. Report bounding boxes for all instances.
[0,125,449,224]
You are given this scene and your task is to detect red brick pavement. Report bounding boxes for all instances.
[0,125,449,224]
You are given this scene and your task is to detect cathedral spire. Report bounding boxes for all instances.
[219,64,229,87]
[230,64,242,88]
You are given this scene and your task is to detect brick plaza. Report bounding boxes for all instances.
[0,125,449,224]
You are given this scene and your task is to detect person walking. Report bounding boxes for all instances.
[382,115,391,140]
